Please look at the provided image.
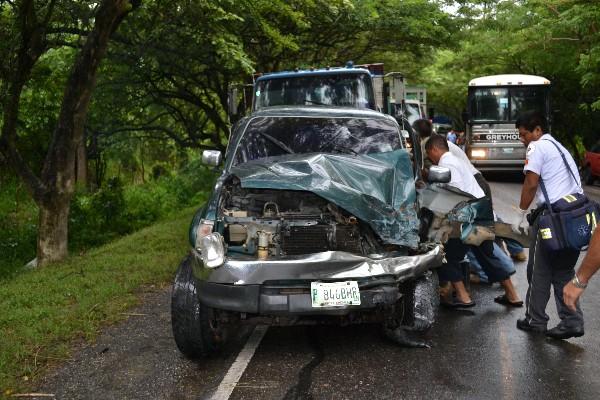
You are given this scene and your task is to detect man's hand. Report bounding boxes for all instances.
[563,281,584,312]
[511,208,529,235]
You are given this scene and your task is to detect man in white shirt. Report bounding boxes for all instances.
[513,110,584,339]
[414,118,528,262]
[425,135,522,308]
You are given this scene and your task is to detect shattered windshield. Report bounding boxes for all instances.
[234,116,402,165]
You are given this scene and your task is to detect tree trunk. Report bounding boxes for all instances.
[37,200,70,266]
[76,135,88,187]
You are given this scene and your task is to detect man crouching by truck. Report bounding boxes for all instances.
[425,135,522,308]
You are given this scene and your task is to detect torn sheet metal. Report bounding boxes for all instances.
[193,245,443,285]
[230,149,419,248]
[419,184,495,243]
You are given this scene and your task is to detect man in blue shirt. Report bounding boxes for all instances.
[446,129,457,144]
[513,111,584,339]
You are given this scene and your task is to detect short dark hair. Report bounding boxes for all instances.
[515,110,547,132]
[425,134,448,151]
[412,119,433,138]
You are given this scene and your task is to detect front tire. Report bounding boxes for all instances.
[171,255,226,358]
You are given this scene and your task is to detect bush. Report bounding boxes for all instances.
[69,177,130,249]
[0,179,38,280]
[1,160,216,280]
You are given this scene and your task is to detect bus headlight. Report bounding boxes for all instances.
[471,149,487,159]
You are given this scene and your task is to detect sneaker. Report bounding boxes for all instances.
[516,318,546,333]
[511,251,527,262]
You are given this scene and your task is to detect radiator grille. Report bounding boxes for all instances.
[282,226,329,255]
[281,224,362,255]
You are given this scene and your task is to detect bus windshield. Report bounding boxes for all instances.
[254,73,375,110]
[469,86,548,122]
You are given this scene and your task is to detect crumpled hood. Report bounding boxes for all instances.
[229,149,419,248]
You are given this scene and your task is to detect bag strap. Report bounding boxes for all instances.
[538,177,555,214]
[538,136,583,212]
[542,137,582,190]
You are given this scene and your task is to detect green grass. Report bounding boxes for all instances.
[0,207,195,397]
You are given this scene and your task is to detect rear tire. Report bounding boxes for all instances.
[171,255,226,358]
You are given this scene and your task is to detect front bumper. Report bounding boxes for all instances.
[191,245,443,315]
[470,159,525,172]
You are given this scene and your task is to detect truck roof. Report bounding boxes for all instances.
[468,74,551,86]
[249,105,395,121]
[255,67,373,82]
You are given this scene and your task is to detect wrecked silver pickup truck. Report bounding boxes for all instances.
[171,106,491,357]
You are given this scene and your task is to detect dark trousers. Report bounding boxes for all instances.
[469,240,515,283]
[525,218,584,329]
[438,238,468,283]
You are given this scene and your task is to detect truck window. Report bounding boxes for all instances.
[404,102,422,125]
[255,73,374,110]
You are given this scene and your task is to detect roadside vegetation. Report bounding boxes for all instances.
[0,160,216,280]
[0,206,195,396]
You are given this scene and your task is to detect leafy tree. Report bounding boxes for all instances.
[422,0,600,151]
[0,0,140,266]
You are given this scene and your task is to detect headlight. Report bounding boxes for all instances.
[471,149,486,158]
[195,220,214,248]
[199,232,225,268]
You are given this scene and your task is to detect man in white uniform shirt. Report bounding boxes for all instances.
[513,111,584,339]
[425,135,522,308]
[413,119,528,263]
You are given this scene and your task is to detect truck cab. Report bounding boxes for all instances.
[254,67,376,110]
[228,63,385,122]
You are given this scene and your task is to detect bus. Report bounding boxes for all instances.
[464,74,551,171]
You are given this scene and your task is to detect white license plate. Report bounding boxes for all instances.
[502,147,514,153]
[310,281,361,307]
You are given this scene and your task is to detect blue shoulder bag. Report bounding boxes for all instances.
[537,140,600,252]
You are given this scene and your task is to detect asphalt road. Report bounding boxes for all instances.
[35,181,600,400]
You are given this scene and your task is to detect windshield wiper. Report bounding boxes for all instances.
[304,99,327,106]
[256,131,295,154]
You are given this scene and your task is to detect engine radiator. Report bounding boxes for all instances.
[281,224,362,255]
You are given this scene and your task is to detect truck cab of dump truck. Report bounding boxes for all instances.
[227,63,385,122]
[464,74,551,172]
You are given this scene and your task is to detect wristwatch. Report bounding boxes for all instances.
[571,274,588,289]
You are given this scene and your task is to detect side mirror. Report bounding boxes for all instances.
[428,165,451,183]
[202,150,222,167]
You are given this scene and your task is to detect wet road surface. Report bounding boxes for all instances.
[36,182,600,399]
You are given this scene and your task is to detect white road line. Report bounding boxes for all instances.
[210,325,269,400]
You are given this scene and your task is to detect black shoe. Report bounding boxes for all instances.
[545,325,584,340]
[516,318,546,333]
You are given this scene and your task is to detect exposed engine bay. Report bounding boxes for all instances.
[220,178,384,258]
